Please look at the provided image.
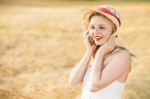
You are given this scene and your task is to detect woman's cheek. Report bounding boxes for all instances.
[103,34,110,42]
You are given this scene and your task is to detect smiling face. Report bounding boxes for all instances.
[88,15,114,45]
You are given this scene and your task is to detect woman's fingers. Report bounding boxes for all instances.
[84,32,89,38]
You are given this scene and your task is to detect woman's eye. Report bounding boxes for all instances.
[99,27,105,29]
[90,26,95,29]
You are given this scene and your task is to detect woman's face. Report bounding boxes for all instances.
[88,15,113,45]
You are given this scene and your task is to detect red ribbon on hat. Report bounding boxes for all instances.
[99,7,121,27]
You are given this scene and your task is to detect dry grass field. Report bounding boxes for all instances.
[0,1,150,99]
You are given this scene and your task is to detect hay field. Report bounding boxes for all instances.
[0,1,150,99]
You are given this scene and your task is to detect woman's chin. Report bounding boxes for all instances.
[95,41,103,45]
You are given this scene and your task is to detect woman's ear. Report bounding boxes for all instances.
[111,24,117,34]
[111,33,117,38]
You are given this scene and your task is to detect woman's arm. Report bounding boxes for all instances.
[69,47,93,85]
[89,50,131,92]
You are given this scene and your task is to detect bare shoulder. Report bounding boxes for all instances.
[113,48,131,59]
[110,48,131,69]
[104,48,131,66]
[105,48,131,73]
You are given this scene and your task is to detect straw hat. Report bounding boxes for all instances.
[95,5,121,30]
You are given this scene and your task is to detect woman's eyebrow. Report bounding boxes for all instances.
[89,24,105,26]
[97,24,105,26]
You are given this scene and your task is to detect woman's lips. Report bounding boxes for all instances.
[94,36,103,41]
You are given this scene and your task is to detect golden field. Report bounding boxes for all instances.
[0,1,150,99]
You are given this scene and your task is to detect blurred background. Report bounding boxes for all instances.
[0,0,150,99]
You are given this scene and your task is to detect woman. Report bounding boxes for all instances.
[69,5,132,99]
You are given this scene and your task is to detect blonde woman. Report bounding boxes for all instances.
[69,5,132,99]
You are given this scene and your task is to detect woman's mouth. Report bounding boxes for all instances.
[94,36,103,41]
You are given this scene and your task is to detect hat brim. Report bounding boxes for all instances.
[83,9,119,30]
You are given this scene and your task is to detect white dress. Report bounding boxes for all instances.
[81,67,126,99]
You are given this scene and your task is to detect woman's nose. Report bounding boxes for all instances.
[94,28,100,35]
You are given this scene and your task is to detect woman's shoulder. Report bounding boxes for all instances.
[103,46,131,65]
[111,46,131,60]
[113,46,130,55]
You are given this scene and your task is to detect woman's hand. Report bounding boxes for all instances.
[97,35,117,56]
[84,32,96,51]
